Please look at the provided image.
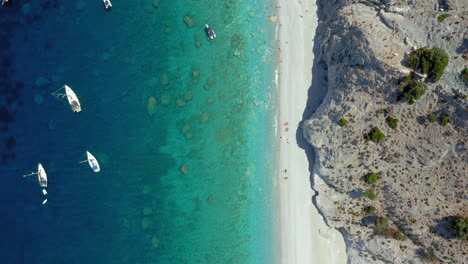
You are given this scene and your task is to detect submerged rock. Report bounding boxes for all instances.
[151,236,160,248]
[143,207,153,216]
[34,94,44,104]
[176,98,186,107]
[160,73,169,86]
[35,76,50,87]
[161,94,171,105]
[141,218,151,230]
[268,16,277,22]
[207,195,215,204]
[152,0,159,8]
[142,185,152,194]
[147,96,157,116]
[180,165,188,174]
[183,15,194,28]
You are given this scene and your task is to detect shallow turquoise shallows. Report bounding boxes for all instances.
[0,0,277,263]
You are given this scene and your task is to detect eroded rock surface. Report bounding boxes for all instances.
[303,0,467,263]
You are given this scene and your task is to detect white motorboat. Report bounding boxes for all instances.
[2,0,8,6]
[64,85,82,112]
[24,163,48,188]
[205,24,216,40]
[103,0,112,9]
[42,199,48,205]
[80,151,100,172]
[42,189,48,195]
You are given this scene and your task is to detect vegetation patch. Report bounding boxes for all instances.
[424,249,437,262]
[407,47,449,82]
[427,113,437,123]
[365,127,385,143]
[462,68,468,82]
[374,217,407,240]
[364,189,377,200]
[439,113,449,126]
[386,116,399,129]
[437,13,451,22]
[365,172,379,184]
[338,118,349,127]
[398,74,425,104]
[449,216,468,241]
[363,206,376,215]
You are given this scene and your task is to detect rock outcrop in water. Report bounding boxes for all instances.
[303,0,467,263]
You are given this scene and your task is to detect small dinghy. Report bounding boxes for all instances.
[205,24,216,40]
[24,163,48,188]
[52,84,82,112]
[103,0,112,9]
[42,189,48,195]
[42,199,48,205]
[80,151,100,172]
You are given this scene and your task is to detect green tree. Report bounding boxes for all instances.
[393,230,407,241]
[338,118,349,127]
[440,113,449,126]
[365,127,386,143]
[399,80,425,104]
[407,47,449,82]
[450,216,468,241]
[364,189,377,200]
[365,172,379,184]
[386,116,399,129]
[427,113,437,123]
[375,216,389,234]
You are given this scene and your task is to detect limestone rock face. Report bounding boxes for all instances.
[303,0,467,263]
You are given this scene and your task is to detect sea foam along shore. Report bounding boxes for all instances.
[275,0,347,263]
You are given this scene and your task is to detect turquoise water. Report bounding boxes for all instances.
[0,0,277,263]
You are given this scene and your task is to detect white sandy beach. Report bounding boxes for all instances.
[275,0,347,263]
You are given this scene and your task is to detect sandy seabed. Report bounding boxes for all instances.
[275,0,347,263]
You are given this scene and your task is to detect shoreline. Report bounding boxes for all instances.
[275,0,347,263]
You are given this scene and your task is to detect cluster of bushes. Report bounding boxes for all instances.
[386,116,399,129]
[398,74,425,104]
[427,113,450,126]
[338,118,349,127]
[407,47,449,82]
[374,217,408,241]
[449,216,468,241]
[365,127,385,143]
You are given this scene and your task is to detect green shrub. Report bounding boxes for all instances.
[364,206,376,215]
[365,127,385,143]
[425,249,437,261]
[427,113,437,123]
[437,13,451,22]
[450,216,468,241]
[338,118,349,127]
[386,116,399,129]
[407,47,449,82]
[439,113,449,126]
[462,68,468,82]
[393,230,407,241]
[375,216,389,233]
[365,172,379,184]
[364,189,377,200]
[399,80,425,104]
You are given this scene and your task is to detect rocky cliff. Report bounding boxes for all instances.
[303,0,467,263]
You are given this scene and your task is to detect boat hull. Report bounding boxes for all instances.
[87,151,101,172]
[38,163,47,187]
[64,85,82,112]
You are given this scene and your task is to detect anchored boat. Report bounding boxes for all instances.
[205,24,216,40]
[103,0,112,9]
[80,151,101,172]
[1,0,9,6]
[52,84,82,112]
[24,163,48,188]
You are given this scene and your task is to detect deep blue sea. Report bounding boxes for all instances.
[0,0,277,263]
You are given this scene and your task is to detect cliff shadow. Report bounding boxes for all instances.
[295,23,328,191]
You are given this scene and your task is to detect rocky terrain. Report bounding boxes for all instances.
[303,0,467,263]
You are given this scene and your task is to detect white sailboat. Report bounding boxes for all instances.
[24,163,48,188]
[80,151,100,172]
[52,84,82,112]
